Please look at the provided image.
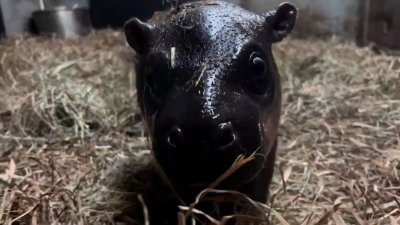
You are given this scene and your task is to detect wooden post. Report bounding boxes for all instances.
[356,0,370,47]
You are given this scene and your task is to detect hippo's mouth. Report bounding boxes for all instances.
[154,143,267,189]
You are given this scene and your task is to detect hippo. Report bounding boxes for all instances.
[124,0,297,222]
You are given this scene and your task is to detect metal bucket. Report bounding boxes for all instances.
[32,7,92,38]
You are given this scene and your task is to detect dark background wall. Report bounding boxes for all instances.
[366,0,400,49]
[89,0,170,29]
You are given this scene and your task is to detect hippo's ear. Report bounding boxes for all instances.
[265,2,298,43]
[124,18,154,54]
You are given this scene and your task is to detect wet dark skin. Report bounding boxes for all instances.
[125,0,297,223]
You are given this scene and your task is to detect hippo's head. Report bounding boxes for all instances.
[124,0,297,198]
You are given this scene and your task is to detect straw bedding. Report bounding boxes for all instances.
[0,30,399,225]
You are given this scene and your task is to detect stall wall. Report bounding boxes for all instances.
[233,0,361,38]
[0,0,88,36]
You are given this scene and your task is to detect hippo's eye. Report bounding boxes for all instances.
[247,52,273,96]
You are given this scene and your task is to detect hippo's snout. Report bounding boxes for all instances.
[166,122,239,152]
[152,107,265,188]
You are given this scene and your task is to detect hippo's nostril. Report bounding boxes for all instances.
[219,130,236,148]
[216,122,238,150]
[167,126,184,148]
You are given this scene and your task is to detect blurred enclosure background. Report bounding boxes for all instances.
[0,0,399,49]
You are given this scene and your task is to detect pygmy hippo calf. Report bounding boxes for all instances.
[124,0,297,220]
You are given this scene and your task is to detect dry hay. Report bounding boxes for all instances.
[0,30,399,225]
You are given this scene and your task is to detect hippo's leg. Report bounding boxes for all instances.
[240,137,278,203]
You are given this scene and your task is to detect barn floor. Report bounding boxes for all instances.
[0,30,399,225]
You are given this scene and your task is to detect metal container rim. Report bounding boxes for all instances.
[32,7,89,15]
